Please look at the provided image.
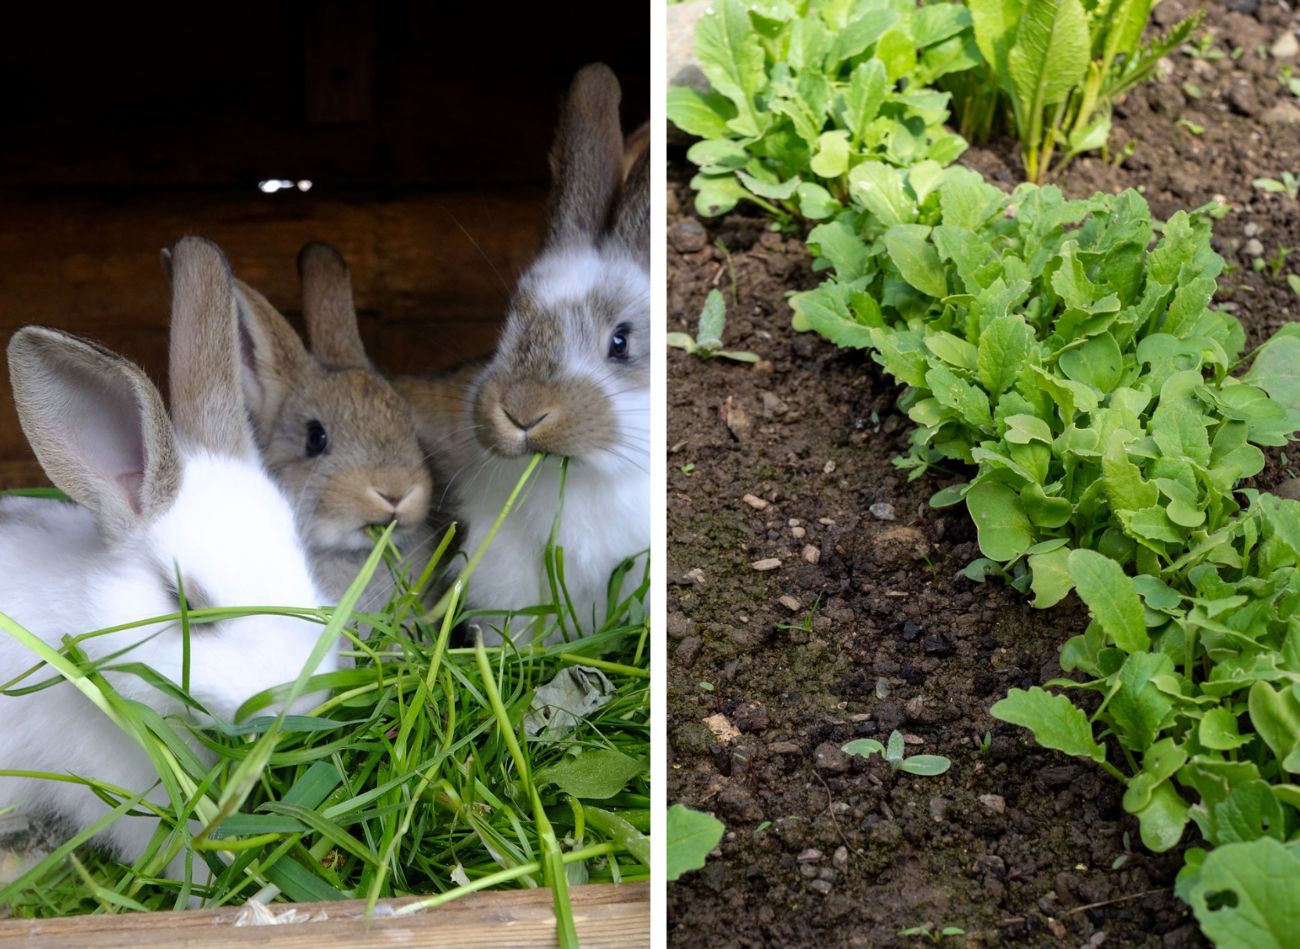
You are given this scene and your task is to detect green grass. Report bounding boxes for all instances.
[0,456,650,941]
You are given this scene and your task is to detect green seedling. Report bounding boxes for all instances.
[1182,30,1224,60]
[680,463,696,475]
[1288,274,1300,298]
[776,593,823,633]
[977,731,993,756]
[843,730,952,776]
[1253,172,1300,199]
[667,290,760,363]
[1175,118,1204,135]
[1280,65,1300,97]
[899,925,967,943]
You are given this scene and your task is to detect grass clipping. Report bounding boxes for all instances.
[0,455,650,939]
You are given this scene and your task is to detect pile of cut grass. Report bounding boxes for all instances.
[0,457,650,941]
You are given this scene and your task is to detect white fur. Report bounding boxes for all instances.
[461,249,650,640]
[0,453,335,879]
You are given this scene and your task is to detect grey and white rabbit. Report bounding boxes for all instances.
[397,63,650,640]
[0,238,338,881]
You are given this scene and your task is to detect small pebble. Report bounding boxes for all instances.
[791,526,806,539]
[682,568,706,586]
[1272,30,1299,60]
[1243,221,1260,237]
[832,846,849,869]
[818,517,835,526]
[809,879,833,895]
[980,793,1007,814]
[802,545,821,564]
[869,502,896,521]
[823,460,836,474]
[742,494,768,510]
[752,558,782,572]
[788,518,801,527]
[779,595,801,611]
[797,848,823,863]
[1244,238,1264,257]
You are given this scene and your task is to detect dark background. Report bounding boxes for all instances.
[0,1,649,484]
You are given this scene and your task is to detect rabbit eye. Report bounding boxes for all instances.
[608,324,631,360]
[305,420,329,457]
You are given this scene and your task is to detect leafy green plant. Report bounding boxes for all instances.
[1253,172,1300,200]
[668,0,975,223]
[962,0,1200,181]
[666,804,725,881]
[843,730,952,776]
[775,592,823,632]
[781,163,1300,937]
[668,289,760,363]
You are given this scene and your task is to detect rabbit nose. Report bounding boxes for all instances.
[503,408,549,433]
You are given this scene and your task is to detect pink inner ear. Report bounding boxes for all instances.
[115,470,146,515]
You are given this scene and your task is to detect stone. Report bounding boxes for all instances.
[704,713,741,743]
[669,218,708,254]
[979,793,1007,814]
[1263,101,1300,126]
[752,558,782,572]
[779,594,801,612]
[813,741,850,774]
[742,493,769,510]
[802,544,821,564]
[1244,238,1264,258]
[759,391,790,417]
[923,634,955,657]
[1243,221,1261,237]
[675,636,701,667]
[797,848,823,863]
[1272,30,1299,60]
[833,845,849,869]
[768,740,803,755]
[869,502,896,521]
[929,797,949,822]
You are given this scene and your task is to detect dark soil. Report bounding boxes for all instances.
[666,2,1300,946]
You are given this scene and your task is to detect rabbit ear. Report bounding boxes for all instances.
[7,326,181,538]
[167,237,257,459]
[608,141,649,267]
[298,241,371,371]
[546,63,625,249]
[232,279,312,438]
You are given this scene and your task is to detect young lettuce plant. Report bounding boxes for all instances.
[668,289,760,363]
[963,0,1200,181]
[668,0,976,224]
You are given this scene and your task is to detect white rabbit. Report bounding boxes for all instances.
[0,237,338,884]
[396,63,650,642]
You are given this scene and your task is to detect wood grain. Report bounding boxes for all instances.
[0,882,649,948]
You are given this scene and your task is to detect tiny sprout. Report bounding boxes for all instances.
[667,289,760,363]
[842,730,952,776]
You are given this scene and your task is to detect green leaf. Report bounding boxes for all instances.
[694,0,768,138]
[925,332,979,370]
[535,749,645,800]
[1184,838,1300,949]
[691,173,749,217]
[1214,780,1286,844]
[1248,681,1300,768]
[842,738,884,759]
[666,804,725,882]
[1108,651,1173,751]
[1058,332,1124,392]
[697,289,727,351]
[809,130,851,179]
[667,87,735,140]
[991,687,1106,762]
[927,364,992,428]
[1245,334,1300,415]
[849,161,914,226]
[796,182,840,220]
[843,60,888,143]
[1008,0,1090,121]
[1133,780,1190,852]
[968,0,1025,84]
[977,313,1032,394]
[1067,549,1148,653]
[1199,706,1249,751]
[884,224,947,299]
[826,7,900,67]
[1028,546,1074,607]
[897,755,952,776]
[967,480,1034,561]
[666,332,698,354]
[807,221,870,282]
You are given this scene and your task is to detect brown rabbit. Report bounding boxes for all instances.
[233,243,439,608]
[397,63,650,642]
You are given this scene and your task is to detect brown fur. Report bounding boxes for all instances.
[298,242,372,372]
[546,63,625,248]
[167,237,255,460]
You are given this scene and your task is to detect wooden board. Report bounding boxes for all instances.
[0,187,546,485]
[0,882,649,948]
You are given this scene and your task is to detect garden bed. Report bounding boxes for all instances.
[666,0,1300,944]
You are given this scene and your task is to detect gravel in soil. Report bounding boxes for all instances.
[666,2,1299,945]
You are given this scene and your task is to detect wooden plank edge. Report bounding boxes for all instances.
[0,881,649,948]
